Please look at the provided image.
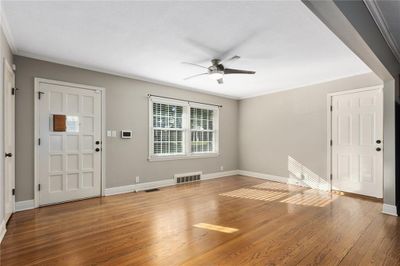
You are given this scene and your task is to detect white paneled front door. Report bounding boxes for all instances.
[38,81,102,205]
[331,88,383,198]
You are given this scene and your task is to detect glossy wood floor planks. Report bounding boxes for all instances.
[1,176,399,265]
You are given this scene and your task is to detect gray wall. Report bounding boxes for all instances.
[239,72,382,183]
[333,0,400,207]
[14,56,238,201]
[304,0,399,206]
[0,27,13,225]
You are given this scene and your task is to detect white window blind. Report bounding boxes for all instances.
[149,97,219,160]
[190,108,215,153]
[152,102,184,155]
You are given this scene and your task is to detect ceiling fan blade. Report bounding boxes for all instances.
[224,68,256,75]
[184,73,208,80]
[182,62,209,69]
[217,78,223,84]
[221,55,240,64]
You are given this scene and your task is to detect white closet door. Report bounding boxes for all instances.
[38,83,101,205]
[331,88,383,198]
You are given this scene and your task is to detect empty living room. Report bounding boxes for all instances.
[0,0,400,265]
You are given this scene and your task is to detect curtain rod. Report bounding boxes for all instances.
[147,94,222,108]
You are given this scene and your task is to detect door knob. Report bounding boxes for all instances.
[95,141,100,145]
[376,147,381,151]
[376,140,382,144]
[95,148,100,152]
[5,153,12,157]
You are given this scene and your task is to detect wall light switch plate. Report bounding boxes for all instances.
[112,130,116,137]
[107,130,112,137]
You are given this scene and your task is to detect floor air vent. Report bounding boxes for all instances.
[175,172,202,184]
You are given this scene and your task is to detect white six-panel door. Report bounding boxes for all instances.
[38,82,102,205]
[331,88,383,198]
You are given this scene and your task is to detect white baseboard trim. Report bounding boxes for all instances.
[135,179,175,192]
[0,219,6,244]
[238,170,330,191]
[104,170,240,196]
[382,204,398,216]
[202,170,239,180]
[104,184,136,196]
[238,170,288,183]
[15,200,35,212]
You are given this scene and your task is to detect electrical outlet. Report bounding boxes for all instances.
[136,176,140,183]
[220,166,224,171]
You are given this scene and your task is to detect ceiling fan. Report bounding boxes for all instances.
[183,55,256,84]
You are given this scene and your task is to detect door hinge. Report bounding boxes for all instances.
[38,184,41,191]
[38,138,41,145]
[330,105,333,112]
[330,140,333,146]
[12,188,15,196]
[330,174,333,180]
[38,91,45,100]
[11,88,16,95]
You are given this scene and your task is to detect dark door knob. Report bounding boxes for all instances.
[5,153,12,157]
[95,141,100,145]
[376,147,381,151]
[95,148,100,152]
[376,140,381,144]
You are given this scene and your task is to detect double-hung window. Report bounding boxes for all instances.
[149,97,219,160]
[190,107,216,153]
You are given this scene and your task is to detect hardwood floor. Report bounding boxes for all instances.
[1,175,399,265]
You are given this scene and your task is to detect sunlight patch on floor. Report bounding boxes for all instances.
[252,181,304,191]
[280,192,338,207]
[193,223,239,233]
[220,188,289,202]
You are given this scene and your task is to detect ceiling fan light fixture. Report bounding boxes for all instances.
[209,71,224,80]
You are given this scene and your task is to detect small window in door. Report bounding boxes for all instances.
[66,116,79,133]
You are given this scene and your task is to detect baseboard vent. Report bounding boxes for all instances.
[175,171,202,184]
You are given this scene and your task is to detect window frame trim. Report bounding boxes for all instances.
[188,102,220,156]
[148,97,219,161]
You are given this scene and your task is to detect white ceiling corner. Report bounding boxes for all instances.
[2,1,371,98]
[0,6,17,53]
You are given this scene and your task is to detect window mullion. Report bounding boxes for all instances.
[185,104,191,156]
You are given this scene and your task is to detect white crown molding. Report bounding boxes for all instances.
[15,50,240,100]
[364,0,400,64]
[239,71,373,100]
[0,6,17,53]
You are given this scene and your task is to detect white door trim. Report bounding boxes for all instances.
[3,58,15,217]
[327,85,384,195]
[34,78,106,208]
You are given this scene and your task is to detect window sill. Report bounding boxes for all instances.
[148,153,219,162]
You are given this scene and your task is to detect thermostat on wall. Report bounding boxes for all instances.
[121,130,132,139]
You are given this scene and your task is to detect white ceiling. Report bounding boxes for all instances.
[3,1,371,99]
